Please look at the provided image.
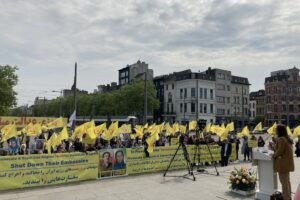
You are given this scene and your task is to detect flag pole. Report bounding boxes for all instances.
[73,62,77,131]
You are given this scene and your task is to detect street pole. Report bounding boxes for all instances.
[73,62,77,131]
[144,71,148,125]
[196,79,199,121]
[286,78,290,126]
[242,85,244,127]
[43,96,46,117]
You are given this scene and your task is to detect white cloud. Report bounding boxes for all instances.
[0,0,299,105]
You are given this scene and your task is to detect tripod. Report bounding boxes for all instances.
[163,134,196,181]
[192,129,219,176]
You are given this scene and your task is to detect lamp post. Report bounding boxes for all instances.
[52,90,63,117]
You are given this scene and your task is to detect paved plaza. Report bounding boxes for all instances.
[0,158,299,200]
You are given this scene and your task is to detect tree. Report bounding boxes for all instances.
[0,65,18,115]
[31,79,160,119]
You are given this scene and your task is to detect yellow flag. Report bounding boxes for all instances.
[253,122,263,132]
[146,126,160,154]
[27,124,42,136]
[221,123,225,129]
[94,123,106,135]
[267,122,277,135]
[47,117,65,129]
[189,121,197,131]
[293,125,300,137]
[102,121,118,141]
[287,126,293,136]
[226,122,235,132]
[173,123,180,133]
[134,125,144,139]
[165,123,174,136]
[22,123,34,135]
[0,124,18,143]
[179,125,187,134]
[1,123,13,135]
[237,126,250,138]
[143,123,149,130]
[58,126,69,141]
[118,124,132,134]
[220,125,231,141]
[203,123,211,133]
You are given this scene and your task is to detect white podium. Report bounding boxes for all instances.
[252,148,278,200]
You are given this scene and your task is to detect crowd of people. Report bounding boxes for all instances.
[1,123,300,165]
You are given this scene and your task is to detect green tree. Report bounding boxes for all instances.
[0,65,18,115]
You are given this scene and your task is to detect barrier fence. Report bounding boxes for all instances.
[0,144,236,190]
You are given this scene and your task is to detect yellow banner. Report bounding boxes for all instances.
[0,152,98,190]
[0,116,67,128]
[248,140,258,148]
[126,144,236,175]
[170,138,179,146]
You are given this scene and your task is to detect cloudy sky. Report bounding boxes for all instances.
[1,0,299,106]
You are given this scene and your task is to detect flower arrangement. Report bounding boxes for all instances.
[228,166,257,192]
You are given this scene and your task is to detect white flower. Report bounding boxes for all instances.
[242,179,246,183]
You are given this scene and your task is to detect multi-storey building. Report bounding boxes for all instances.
[203,68,250,127]
[154,69,216,124]
[265,67,300,127]
[118,60,153,86]
[249,90,265,122]
[154,68,250,126]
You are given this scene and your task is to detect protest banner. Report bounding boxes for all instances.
[248,140,258,148]
[0,116,67,128]
[99,148,126,178]
[0,152,98,190]
[126,144,236,175]
[170,137,179,146]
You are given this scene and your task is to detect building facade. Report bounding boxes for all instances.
[249,90,265,123]
[118,60,153,86]
[265,67,300,127]
[203,68,250,127]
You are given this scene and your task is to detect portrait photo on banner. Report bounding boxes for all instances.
[113,149,126,176]
[99,149,114,177]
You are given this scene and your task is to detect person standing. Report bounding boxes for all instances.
[258,136,265,147]
[220,139,232,167]
[272,124,294,200]
[235,137,240,160]
[242,136,250,161]
[295,135,300,157]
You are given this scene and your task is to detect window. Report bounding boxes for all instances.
[199,103,203,113]
[227,109,230,115]
[235,87,238,93]
[210,104,214,113]
[172,84,174,90]
[191,103,195,113]
[204,88,207,99]
[244,98,248,105]
[167,104,170,113]
[200,88,203,99]
[274,105,278,112]
[184,103,187,112]
[203,104,207,113]
[166,85,168,90]
[227,85,231,91]
[210,89,214,99]
[217,96,225,103]
[217,73,225,79]
[168,92,172,102]
[227,97,230,103]
[184,88,187,98]
[180,103,183,113]
[171,103,174,113]
[237,96,240,104]
[289,105,294,112]
[217,109,225,115]
[180,89,183,99]
[191,88,196,97]
[217,84,225,90]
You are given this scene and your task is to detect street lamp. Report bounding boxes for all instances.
[52,90,63,117]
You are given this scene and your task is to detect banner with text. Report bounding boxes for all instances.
[0,116,67,128]
[0,152,98,190]
[126,144,236,175]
